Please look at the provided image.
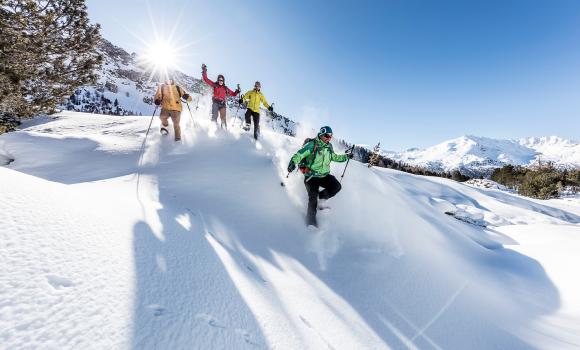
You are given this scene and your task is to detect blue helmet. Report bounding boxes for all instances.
[318,126,333,137]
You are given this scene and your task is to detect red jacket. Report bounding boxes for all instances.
[202,71,238,101]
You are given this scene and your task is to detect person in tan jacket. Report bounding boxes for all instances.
[153,79,192,141]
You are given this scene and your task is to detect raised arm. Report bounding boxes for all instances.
[202,70,214,87]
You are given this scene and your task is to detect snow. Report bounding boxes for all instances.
[465,178,510,191]
[1,109,580,349]
[519,136,580,166]
[385,135,580,176]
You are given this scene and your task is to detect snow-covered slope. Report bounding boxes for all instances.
[2,111,580,349]
[385,135,580,177]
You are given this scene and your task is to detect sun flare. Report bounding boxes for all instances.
[141,40,181,81]
[144,42,177,69]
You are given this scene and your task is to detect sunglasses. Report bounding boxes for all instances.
[218,80,224,82]
[322,133,333,139]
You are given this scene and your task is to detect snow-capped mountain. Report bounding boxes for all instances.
[384,135,580,177]
[518,136,580,166]
[62,38,298,136]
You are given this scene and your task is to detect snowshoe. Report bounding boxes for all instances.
[160,127,169,135]
[307,224,319,231]
[318,199,331,211]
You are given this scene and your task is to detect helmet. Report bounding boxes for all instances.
[318,126,333,136]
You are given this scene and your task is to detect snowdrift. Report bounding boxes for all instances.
[1,103,580,349]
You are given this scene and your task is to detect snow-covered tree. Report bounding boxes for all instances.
[0,0,102,133]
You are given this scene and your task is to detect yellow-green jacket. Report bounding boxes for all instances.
[154,83,192,112]
[242,89,270,113]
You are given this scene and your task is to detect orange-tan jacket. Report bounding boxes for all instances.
[154,83,192,112]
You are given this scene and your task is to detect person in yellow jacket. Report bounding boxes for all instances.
[153,79,192,141]
[239,81,273,140]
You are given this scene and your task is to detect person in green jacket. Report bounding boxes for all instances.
[239,81,273,140]
[287,126,353,227]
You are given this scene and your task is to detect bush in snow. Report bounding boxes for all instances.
[492,164,579,199]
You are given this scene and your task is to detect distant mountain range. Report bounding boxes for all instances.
[383,135,580,177]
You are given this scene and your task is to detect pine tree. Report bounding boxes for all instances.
[0,0,102,133]
[367,142,381,168]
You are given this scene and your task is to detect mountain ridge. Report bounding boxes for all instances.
[384,134,580,177]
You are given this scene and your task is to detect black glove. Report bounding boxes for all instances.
[154,98,161,106]
[182,93,190,100]
[201,63,207,72]
[268,106,274,112]
[238,98,244,104]
[287,162,296,173]
[347,152,354,159]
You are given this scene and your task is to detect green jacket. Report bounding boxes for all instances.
[290,137,348,177]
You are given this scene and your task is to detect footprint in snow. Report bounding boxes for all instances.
[243,263,267,283]
[195,313,261,346]
[146,304,167,317]
[46,275,74,289]
[234,328,260,347]
[195,313,226,329]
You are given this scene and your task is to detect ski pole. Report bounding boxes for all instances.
[232,86,243,127]
[194,94,200,110]
[340,145,355,183]
[280,171,292,187]
[231,99,242,127]
[137,105,158,167]
[185,101,196,128]
[268,103,276,120]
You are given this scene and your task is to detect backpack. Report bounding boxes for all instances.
[161,84,184,103]
[298,137,332,174]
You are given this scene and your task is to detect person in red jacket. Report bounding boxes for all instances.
[201,64,240,128]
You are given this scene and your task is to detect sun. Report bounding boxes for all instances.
[128,6,200,84]
[144,42,176,69]
[141,40,179,81]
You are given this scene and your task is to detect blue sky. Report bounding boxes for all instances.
[87,0,580,150]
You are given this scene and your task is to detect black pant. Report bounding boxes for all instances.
[305,175,342,226]
[244,109,260,139]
